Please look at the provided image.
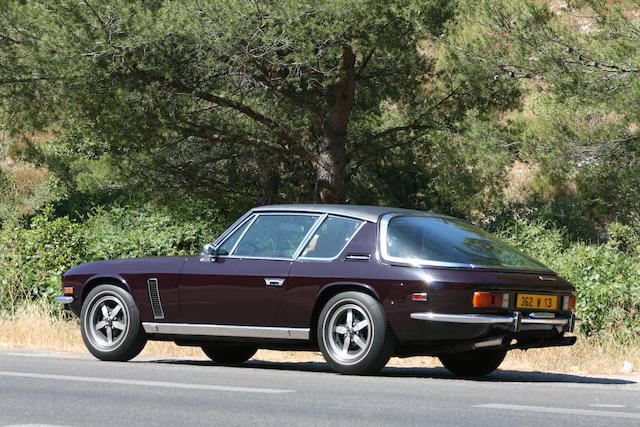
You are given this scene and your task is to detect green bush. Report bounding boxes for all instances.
[0,207,84,311]
[0,204,229,312]
[83,206,220,261]
[496,218,640,340]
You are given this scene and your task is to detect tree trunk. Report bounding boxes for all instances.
[255,150,280,206]
[314,45,356,204]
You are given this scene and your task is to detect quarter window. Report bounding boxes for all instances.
[300,216,363,259]
[232,214,320,258]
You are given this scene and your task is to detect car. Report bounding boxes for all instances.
[56,204,577,376]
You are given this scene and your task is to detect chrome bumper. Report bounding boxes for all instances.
[410,312,576,333]
[54,296,74,304]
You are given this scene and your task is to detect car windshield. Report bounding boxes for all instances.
[385,216,549,270]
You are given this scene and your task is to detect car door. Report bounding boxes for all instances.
[179,213,321,326]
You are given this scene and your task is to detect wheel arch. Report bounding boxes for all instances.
[81,275,132,306]
[309,282,380,344]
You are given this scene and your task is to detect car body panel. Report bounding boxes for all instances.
[63,257,187,322]
[179,256,291,326]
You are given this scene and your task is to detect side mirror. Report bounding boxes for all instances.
[200,243,217,262]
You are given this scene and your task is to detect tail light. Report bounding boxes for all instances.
[562,295,576,311]
[473,291,510,308]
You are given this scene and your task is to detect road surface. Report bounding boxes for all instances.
[0,349,639,426]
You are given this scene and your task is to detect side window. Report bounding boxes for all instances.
[300,216,363,259]
[215,217,253,256]
[233,214,320,258]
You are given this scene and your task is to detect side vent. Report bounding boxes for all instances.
[147,278,165,319]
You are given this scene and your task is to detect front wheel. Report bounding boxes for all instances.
[80,284,147,361]
[317,291,395,375]
[438,349,507,377]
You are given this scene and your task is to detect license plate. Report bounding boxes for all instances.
[516,294,558,310]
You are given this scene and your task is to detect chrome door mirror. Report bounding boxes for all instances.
[200,243,217,262]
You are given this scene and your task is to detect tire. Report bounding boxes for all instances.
[317,291,396,375]
[201,344,258,364]
[80,284,147,361]
[439,349,507,377]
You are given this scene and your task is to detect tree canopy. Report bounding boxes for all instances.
[0,0,517,212]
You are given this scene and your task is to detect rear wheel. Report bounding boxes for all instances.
[439,349,507,377]
[201,344,258,364]
[80,284,147,361]
[317,291,395,375]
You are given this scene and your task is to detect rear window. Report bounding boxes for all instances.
[384,216,548,270]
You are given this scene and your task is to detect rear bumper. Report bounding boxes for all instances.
[410,312,577,333]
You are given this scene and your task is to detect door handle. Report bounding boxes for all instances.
[264,278,285,287]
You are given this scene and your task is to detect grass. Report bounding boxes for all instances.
[1,303,638,375]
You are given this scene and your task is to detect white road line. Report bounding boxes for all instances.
[1,351,83,359]
[591,404,626,408]
[0,371,292,394]
[475,404,640,420]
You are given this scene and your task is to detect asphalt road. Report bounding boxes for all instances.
[1,349,639,426]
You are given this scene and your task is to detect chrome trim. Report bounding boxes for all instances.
[522,318,568,325]
[410,312,572,328]
[218,255,295,262]
[227,214,259,255]
[142,322,310,340]
[54,296,73,304]
[344,254,371,261]
[410,313,514,324]
[291,213,328,259]
[378,213,554,273]
[529,312,555,319]
[264,278,285,287]
[211,212,255,248]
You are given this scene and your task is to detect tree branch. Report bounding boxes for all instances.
[249,59,323,117]
[176,125,290,155]
[128,68,313,164]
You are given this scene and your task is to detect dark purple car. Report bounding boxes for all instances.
[57,204,577,376]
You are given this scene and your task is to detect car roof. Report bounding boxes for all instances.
[251,204,450,223]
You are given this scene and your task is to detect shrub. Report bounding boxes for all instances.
[83,206,221,261]
[496,218,640,340]
[0,207,84,312]
[0,204,230,312]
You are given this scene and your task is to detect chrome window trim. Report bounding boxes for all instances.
[291,213,328,259]
[142,322,310,340]
[217,255,297,262]
[378,213,554,272]
[227,214,259,255]
[211,212,255,248]
[297,218,366,262]
[212,213,256,251]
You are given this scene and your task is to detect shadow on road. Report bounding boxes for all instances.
[144,358,636,385]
